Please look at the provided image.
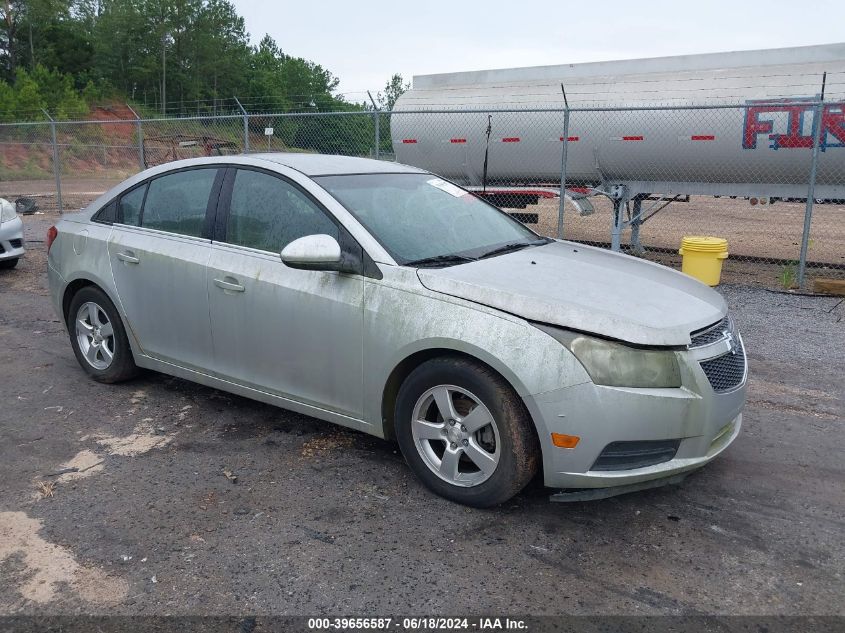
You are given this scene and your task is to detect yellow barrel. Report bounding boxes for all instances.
[679,236,729,286]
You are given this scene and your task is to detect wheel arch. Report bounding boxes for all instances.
[379,345,539,449]
[61,275,142,355]
[62,278,98,325]
[61,269,125,321]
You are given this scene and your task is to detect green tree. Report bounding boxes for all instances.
[29,64,81,115]
[1,0,23,80]
[13,67,46,118]
[0,77,16,121]
[294,101,373,156]
[0,0,364,145]
[191,0,250,112]
[377,73,409,111]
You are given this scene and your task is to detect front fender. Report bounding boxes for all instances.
[362,272,590,434]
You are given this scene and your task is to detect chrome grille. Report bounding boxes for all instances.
[700,339,746,392]
[689,316,731,348]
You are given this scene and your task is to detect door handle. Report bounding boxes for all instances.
[116,251,139,264]
[214,277,245,293]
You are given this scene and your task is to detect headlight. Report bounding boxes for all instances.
[0,198,16,223]
[534,324,681,388]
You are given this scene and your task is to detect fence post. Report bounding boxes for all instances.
[234,97,249,153]
[557,108,571,239]
[798,74,826,288]
[556,85,570,239]
[367,91,380,159]
[127,105,145,169]
[42,109,63,214]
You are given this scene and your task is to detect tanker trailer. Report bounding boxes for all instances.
[391,43,845,250]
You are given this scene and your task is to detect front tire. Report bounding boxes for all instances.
[67,286,139,383]
[395,356,539,507]
[0,258,18,269]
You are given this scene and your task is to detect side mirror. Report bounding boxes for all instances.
[281,234,344,271]
[282,235,361,274]
[281,233,371,276]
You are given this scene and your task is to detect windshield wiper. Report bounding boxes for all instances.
[406,254,477,268]
[478,237,553,260]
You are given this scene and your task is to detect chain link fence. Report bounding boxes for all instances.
[0,120,57,197]
[1,101,842,290]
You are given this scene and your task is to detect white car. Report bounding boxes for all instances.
[0,198,25,269]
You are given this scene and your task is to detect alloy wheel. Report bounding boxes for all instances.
[75,301,115,370]
[411,384,501,487]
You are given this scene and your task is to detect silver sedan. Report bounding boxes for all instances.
[47,154,747,507]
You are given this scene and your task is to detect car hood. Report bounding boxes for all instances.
[416,241,726,346]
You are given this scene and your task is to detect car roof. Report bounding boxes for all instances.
[79,153,430,223]
[250,153,427,176]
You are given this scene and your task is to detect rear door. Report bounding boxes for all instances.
[206,166,364,417]
[108,166,223,371]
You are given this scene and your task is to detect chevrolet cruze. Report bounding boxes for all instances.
[47,154,747,507]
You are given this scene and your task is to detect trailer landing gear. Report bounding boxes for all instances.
[606,186,684,255]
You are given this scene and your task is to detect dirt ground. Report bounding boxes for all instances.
[534,196,845,263]
[0,178,123,215]
[531,195,845,288]
[1,211,844,621]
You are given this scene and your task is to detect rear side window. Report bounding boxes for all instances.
[225,169,337,253]
[118,185,146,226]
[92,200,117,224]
[141,168,218,237]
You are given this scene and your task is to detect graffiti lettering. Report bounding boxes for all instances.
[743,99,845,150]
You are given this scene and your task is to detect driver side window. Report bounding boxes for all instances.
[225,169,338,253]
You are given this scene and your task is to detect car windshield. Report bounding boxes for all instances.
[314,173,544,266]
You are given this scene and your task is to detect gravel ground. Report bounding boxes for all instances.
[720,284,844,368]
[533,196,845,265]
[0,213,844,619]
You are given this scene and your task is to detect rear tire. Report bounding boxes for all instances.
[0,258,18,269]
[67,286,139,383]
[395,356,539,507]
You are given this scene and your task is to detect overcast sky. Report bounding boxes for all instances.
[231,0,843,97]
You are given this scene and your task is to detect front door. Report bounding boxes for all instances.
[207,167,364,417]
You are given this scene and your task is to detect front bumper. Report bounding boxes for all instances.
[526,338,747,491]
[550,472,692,502]
[0,215,25,261]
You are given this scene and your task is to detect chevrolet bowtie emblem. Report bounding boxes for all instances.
[724,331,737,355]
